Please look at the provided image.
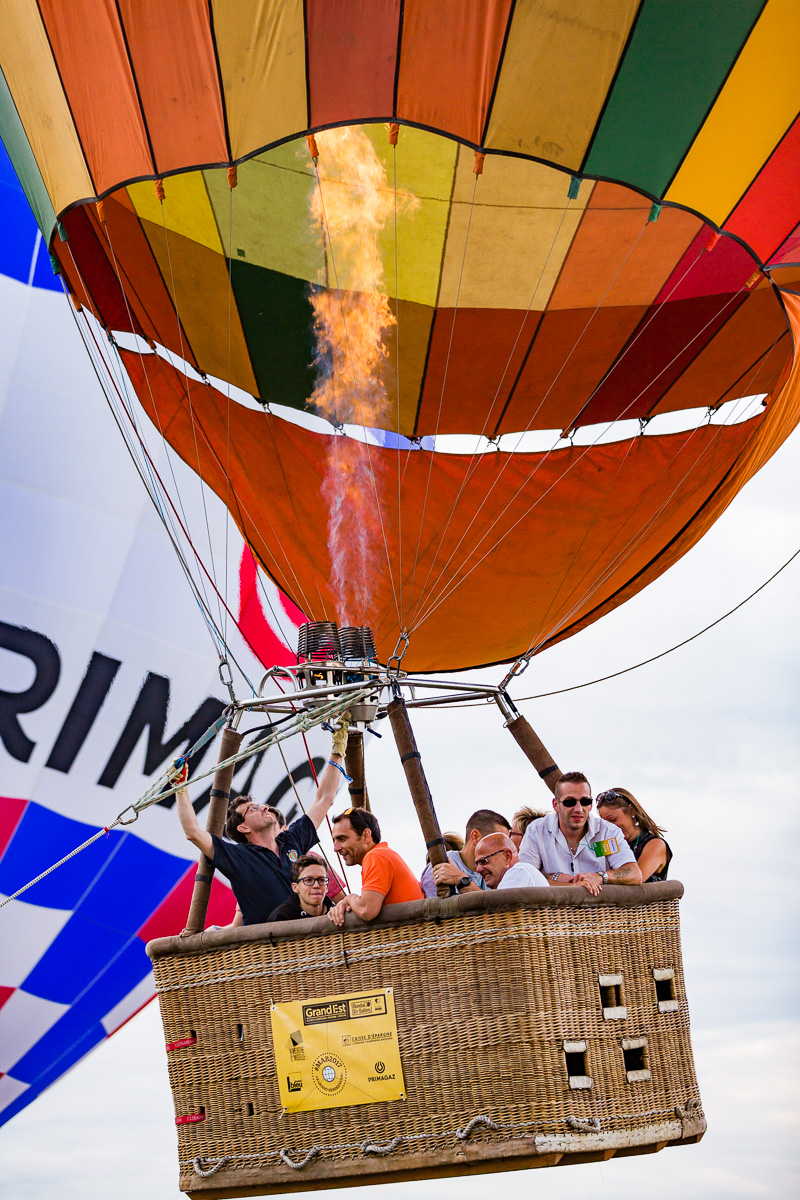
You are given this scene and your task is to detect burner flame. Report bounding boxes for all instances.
[307,126,417,626]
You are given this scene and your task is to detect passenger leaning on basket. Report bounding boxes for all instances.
[327,808,423,925]
[473,833,549,889]
[174,719,349,926]
[596,788,672,882]
[518,771,642,895]
[421,809,512,896]
[267,854,333,921]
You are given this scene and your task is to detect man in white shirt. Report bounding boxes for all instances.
[473,833,549,890]
[518,771,641,894]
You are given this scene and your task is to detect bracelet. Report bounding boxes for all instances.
[329,759,353,782]
[551,872,560,882]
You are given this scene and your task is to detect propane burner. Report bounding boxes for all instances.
[294,621,381,718]
[339,626,378,666]
[297,621,343,664]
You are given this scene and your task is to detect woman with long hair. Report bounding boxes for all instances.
[595,788,672,882]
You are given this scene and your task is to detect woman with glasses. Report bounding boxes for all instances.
[268,854,333,921]
[595,789,672,883]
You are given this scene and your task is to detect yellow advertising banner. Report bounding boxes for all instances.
[271,988,406,1113]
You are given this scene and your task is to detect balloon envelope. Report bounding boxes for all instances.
[1,3,799,670]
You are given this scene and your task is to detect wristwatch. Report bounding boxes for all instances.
[599,871,608,885]
[457,876,472,892]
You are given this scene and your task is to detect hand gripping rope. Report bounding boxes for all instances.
[0,687,372,911]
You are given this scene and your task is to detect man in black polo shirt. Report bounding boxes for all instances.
[176,724,347,926]
[267,854,333,922]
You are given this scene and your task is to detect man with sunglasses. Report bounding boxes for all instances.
[267,854,333,922]
[518,771,641,895]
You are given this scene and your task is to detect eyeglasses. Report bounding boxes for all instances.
[559,797,593,808]
[296,876,328,887]
[474,850,508,869]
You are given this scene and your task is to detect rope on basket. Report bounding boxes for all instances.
[456,1115,501,1139]
[193,1156,231,1177]
[675,1098,701,1119]
[361,1136,403,1156]
[279,1147,321,1170]
[566,1116,602,1133]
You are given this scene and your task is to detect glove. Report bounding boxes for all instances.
[331,711,351,758]
[168,760,189,788]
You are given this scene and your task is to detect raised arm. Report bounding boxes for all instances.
[306,717,350,829]
[175,780,213,860]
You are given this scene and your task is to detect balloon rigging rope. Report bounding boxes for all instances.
[96,204,321,624]
[62,286,264,686]
[523,326,788,658]
[404,191,575,629]
[158,203,228,643]
[392,139,404,631]
[310,155,403,628]
[427,543,799,713]
[61,271,222,654]
[224,176,234,645]
[406,157,479,621]
[0,688,368,910]
[258,411,330,619]
[411,270,757,633]
[522,543,800,699]
[64,236,224,652]
[407,221,708,628]
[83,221,253,670]
[405,210,654,632]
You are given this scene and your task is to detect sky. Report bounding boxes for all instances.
[1,412,798,1198]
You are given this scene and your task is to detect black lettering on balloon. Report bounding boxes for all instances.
[0,621,61,762]
[46,652,121,773]
[98,672,225,790]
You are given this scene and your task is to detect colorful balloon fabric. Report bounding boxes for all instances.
[1,1,800,671]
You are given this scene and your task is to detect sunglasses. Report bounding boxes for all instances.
[559,797,593,808]
[595,790,624,805]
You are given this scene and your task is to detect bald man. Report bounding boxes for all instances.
[474,833,549,890]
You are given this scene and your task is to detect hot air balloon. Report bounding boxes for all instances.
[2,0,799,1193]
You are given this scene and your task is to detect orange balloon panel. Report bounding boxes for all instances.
[121,316,800,673]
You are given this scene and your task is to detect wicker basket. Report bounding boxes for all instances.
[147,883,705,1198]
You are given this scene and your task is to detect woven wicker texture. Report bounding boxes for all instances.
[152,896,703,1195]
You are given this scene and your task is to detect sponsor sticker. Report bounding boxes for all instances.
[271,989,406,1113]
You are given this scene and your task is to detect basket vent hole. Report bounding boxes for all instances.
[565,1049,586,1076]
[598,973,627,1019]
[236,1023,245,1042]
[653,967,679,1012]
[622,1038,651,1083]
[563,1041,592,1089]
[623,1045,645,1073]
[655,978,674,1002]
[246,1101,254,1117]
[601,982,620,1007]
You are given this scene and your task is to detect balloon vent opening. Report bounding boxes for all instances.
[297,621,342,664]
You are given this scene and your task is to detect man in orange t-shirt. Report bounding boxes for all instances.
[327,808,423,925]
